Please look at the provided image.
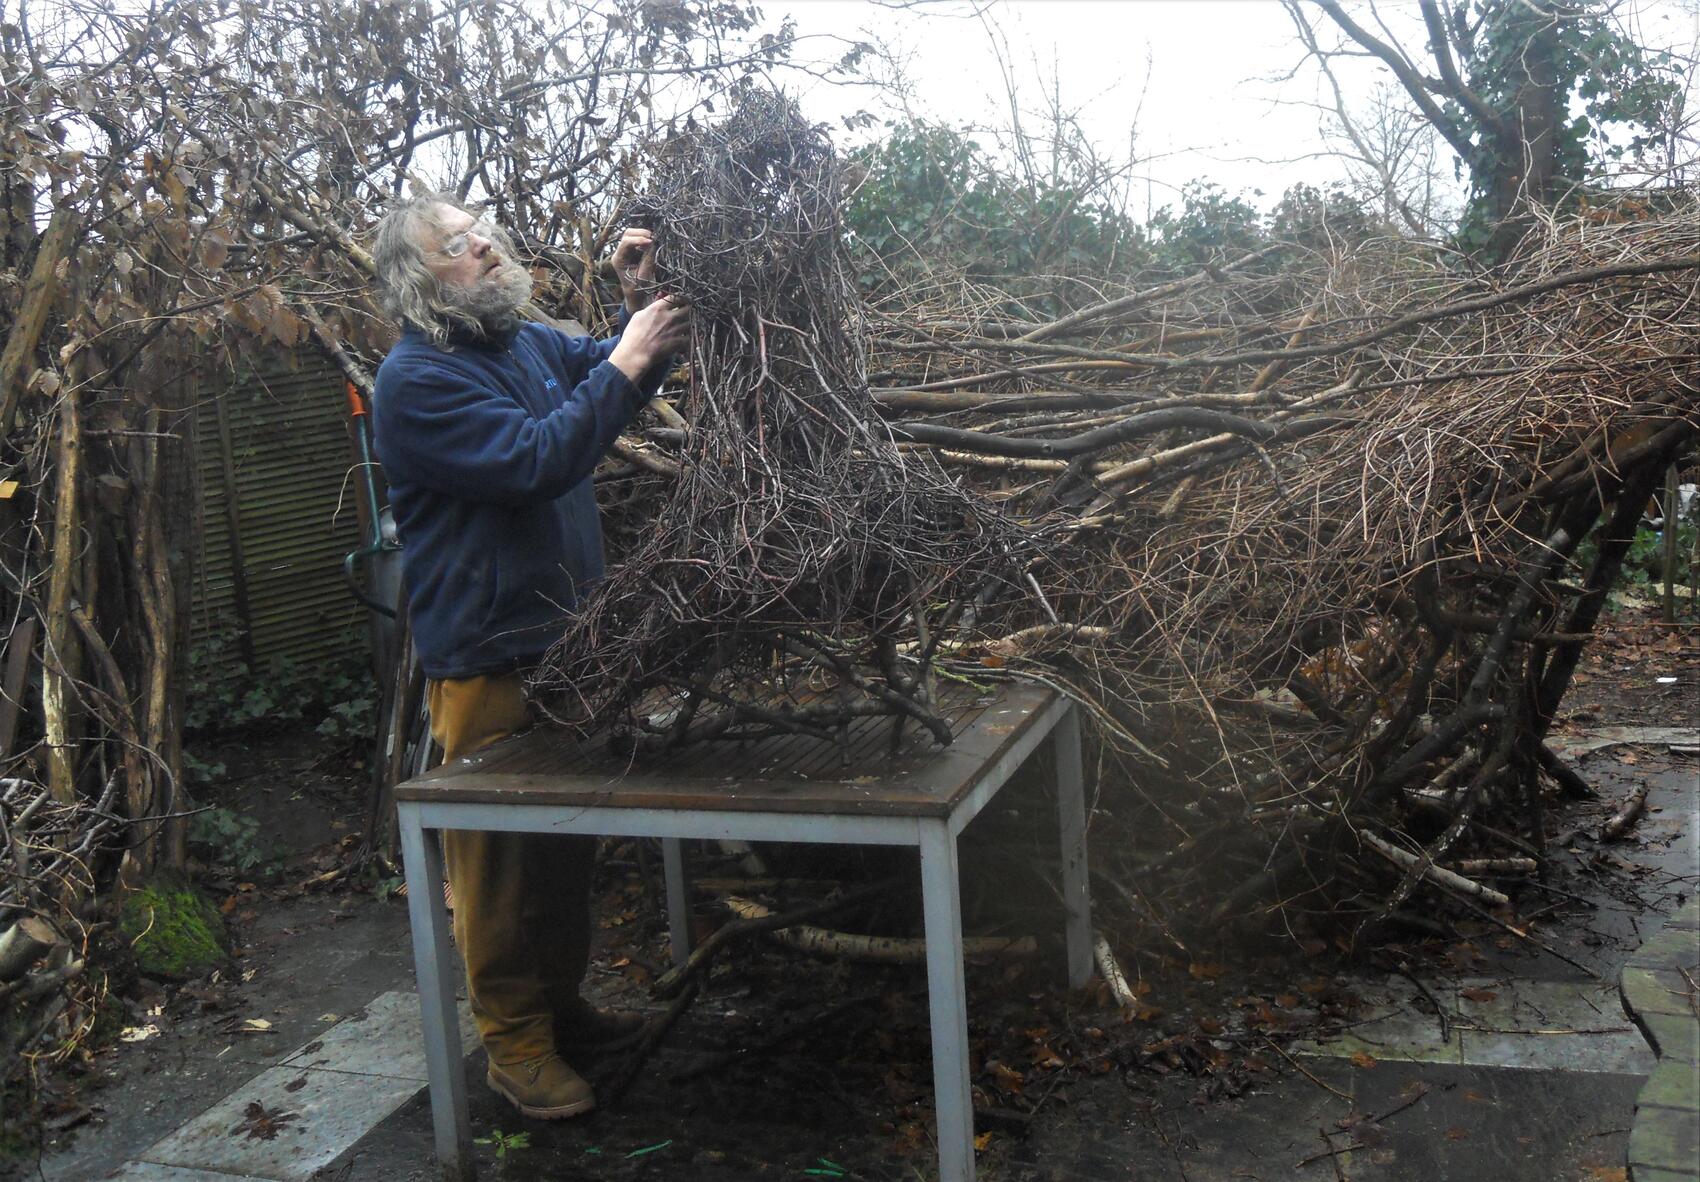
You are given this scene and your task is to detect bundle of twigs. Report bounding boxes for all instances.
[532,92,1029,745]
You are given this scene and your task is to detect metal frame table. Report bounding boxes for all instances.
[396,680,1091,1182]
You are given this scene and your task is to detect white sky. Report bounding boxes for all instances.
[777,0,1700,222]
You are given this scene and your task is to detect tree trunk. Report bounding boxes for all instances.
[0,207,74,437]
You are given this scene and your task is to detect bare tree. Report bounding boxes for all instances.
[1287,0,1686,254]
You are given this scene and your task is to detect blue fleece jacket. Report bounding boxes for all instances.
[372,320,658,678]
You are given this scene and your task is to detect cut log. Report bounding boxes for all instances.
[1599,782,1651,843]
[0,917,61,983]
[1093,933,1138,1007]
[722,895,1036,963]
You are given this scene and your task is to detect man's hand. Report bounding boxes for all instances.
[609,295,690,384]
[612,227,657,315]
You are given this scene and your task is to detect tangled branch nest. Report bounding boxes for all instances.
[866,205,1699,937]
[532,93,1030,744]
[536,87,1696,945]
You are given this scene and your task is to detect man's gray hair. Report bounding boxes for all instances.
[370,192,530,346]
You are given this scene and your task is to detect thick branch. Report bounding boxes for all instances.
[0,207,75,437]
[1311,0,1476,160]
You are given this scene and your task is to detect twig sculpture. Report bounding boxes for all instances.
[532,93,1028,746]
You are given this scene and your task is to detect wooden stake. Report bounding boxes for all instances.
[1664,463,1679,624]
[41,382,82,805]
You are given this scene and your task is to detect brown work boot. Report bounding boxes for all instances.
[485,1052,595,1120]
[554,999,648,1056]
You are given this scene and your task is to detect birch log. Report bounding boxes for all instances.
[1600,783,1651,843]
[1362,831,1511,908]
[41,381,82,805]
[722,895,1036,963]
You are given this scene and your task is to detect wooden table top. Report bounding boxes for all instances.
[396,679,1060,818]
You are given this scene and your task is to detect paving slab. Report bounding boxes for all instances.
[1628,1103,1700,1176]
[137,1063,425,1181]
[1635,1059,1700,1111]
[1297,975,1654,1073]
[1639,1011,1700,1062]
[1296,977,1464,1066]
[1622,966,1697,1019]
[1626,926,1700,972]
[115,992,477,1182]
[1455,977,1653,1073]
[281,989,477,1082]
[1547,726,1700,758]
[105,1165,274,1181]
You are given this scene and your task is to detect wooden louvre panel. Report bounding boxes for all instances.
[191,350,369,682]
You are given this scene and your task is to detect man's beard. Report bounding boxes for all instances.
[438,258,533,342]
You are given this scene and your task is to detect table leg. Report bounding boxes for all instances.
[400,809,474,1182]
[1054,706,1093,989]
[919,820,975,1182]
[662,837,691,968]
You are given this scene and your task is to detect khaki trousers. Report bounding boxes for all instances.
[427,673,596,1066]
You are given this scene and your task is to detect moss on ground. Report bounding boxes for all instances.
[85,975,130,1048]
[118,875,228,979]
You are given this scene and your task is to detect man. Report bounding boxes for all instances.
[369,194,689,1119]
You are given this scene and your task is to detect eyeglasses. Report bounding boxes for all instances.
[432,218,499,259]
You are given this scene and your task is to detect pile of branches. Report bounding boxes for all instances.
[564,99,1698,941]
[532,93,1029,746]
[0,774,114,1083]
[864,205,1699,937]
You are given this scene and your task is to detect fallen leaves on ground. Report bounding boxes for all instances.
[231,1100,297,1141]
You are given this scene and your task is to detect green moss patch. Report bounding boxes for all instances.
[118,876,229,979]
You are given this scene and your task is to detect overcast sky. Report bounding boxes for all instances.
[778,0,1700,222]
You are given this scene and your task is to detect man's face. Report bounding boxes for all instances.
[422,204,506,292]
